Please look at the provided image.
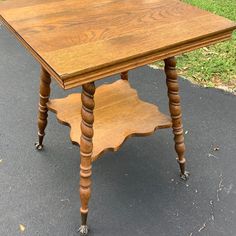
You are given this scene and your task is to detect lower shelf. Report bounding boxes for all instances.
[47,80,172,161]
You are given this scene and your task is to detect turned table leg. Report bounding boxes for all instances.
[35,66,51,150]
[164,57,189,180]
[78,82,95,236]
[121,71,128,80]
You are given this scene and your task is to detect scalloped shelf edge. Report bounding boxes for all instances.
[47,80,172,161]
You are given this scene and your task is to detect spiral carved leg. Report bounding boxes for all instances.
[164,57,189,180]
[78,82,95,235]
[121,71,128,80]
[35,67,51,150]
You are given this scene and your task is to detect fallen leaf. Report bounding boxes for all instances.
[19,224,26,232]
[185,130,189,135]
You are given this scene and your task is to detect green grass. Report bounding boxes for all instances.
[155,0,236,92]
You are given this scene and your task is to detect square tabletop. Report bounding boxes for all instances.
[0,0,235,89]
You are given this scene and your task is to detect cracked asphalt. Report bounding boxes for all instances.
[0,25,236,236]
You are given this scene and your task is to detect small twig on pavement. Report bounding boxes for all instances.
[198,223,206,232]
[208,153,219,159]
[209,200,215,222]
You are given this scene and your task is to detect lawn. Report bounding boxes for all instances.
[154,0,236,93]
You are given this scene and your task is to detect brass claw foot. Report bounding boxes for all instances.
[78,225,89,236]
[180,171,190,181]
[35,142,43,150]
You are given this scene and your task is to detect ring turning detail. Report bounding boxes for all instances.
[35,67,51,150]
[164,57,189,180]
[78,82,95,235]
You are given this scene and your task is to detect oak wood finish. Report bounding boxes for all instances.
[35,66,51,150]
[78,82,95,235]
[164,57,189,180]
[0,0,235,89]
[47,80,172,160]
[1,1,235,235]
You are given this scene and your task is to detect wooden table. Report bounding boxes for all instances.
[1,0,235,235]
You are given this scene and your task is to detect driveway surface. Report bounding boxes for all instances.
[0,26,236,236]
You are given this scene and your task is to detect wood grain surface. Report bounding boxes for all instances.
[47,80,172,160]
[0,0,235,89]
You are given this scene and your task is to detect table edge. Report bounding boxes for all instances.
[1,14,235,90]
[62,27,236,89]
